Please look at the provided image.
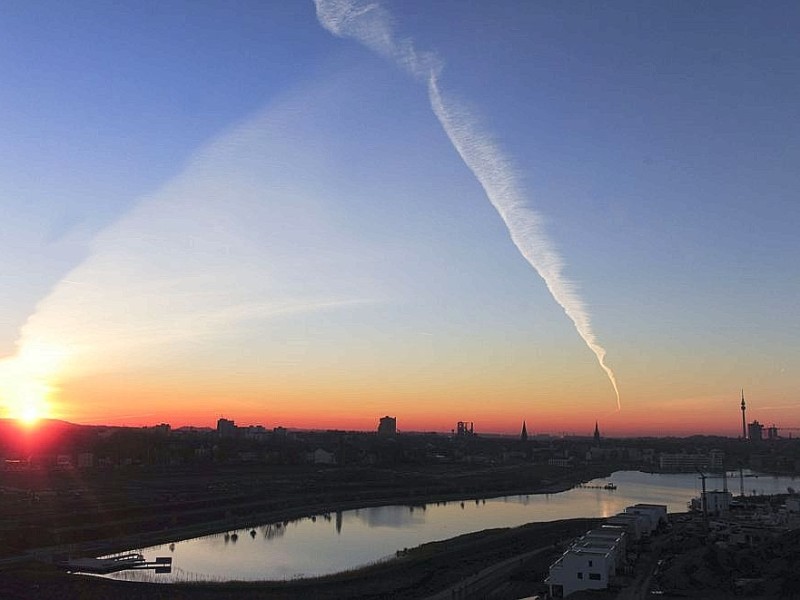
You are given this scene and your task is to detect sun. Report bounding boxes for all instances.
[1,352,61,425]
[0,340,67,425]
[3,378,51,425]
[19,403,42,427]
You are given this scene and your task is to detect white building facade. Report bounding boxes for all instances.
[546,548,616,598]
[546,503,667,597]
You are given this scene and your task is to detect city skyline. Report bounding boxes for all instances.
[1,1,798,436]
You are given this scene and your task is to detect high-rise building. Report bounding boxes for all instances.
[593,421,601,445]
[748,420,763,442]
[377,415,396,436]
[217,417,236,438]
[520,421,528,442]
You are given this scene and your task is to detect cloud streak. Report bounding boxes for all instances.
[0,86,381,420]
[315,0,621,409]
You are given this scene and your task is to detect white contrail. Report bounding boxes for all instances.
[428,78,621,409]
[315,0,621,409]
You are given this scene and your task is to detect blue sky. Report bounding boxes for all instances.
[1,1,798,433]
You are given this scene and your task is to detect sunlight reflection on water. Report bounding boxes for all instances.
[102,470,798,583]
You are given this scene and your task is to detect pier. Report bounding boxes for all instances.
[60,553,172,575]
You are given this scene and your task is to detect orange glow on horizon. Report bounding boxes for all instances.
[52,392,750,438]
[34,359,791,439]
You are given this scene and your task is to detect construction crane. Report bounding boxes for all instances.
[696,468,708,523]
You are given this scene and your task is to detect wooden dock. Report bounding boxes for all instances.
[60,553,172,574]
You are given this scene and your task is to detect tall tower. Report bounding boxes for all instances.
[593,421,601,445]
[740,389,747,440]
[520,420,528,442]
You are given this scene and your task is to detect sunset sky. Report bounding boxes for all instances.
[1,1,798,436]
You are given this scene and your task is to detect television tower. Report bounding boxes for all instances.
[740,389,747,440]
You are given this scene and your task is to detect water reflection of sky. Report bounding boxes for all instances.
[353,504,428,528]
[103,470,799,583]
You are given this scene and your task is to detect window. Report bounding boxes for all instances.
[588,560,593,566]
[577,572,583,579]
[589,573,601,581]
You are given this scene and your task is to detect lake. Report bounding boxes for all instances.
[100,470,798,583]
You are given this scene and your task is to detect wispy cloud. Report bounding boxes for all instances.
[0,88,379,419]
[315,0,621,409]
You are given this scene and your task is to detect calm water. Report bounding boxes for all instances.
[102,470,798,583]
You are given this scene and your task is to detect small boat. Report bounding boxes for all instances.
[604,482,617,490]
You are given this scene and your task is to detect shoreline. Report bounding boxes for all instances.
[37,466,611,567]
[7,516,602,599]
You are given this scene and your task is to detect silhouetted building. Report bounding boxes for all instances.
[593,421,601,445]
[243,425,268,440]
[151,423,171,435]
[767,425,779,441]
[456,421,474,437]
[378,416,397,436]
[748,420,763,442]
[217,418,236,438]
[520,420,528,442]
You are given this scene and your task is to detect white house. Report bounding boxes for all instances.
[571,538,621,571]
[546,503,667,597]
[633,503,667,522]
[585,526,627,546]
[625,503,667,534]
[546,547,615,598]
[606,512,649,540]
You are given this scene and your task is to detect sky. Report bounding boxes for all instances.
[1,1,798,436]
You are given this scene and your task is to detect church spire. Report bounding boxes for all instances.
[593,421,601,445]
[520,420,528,442]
